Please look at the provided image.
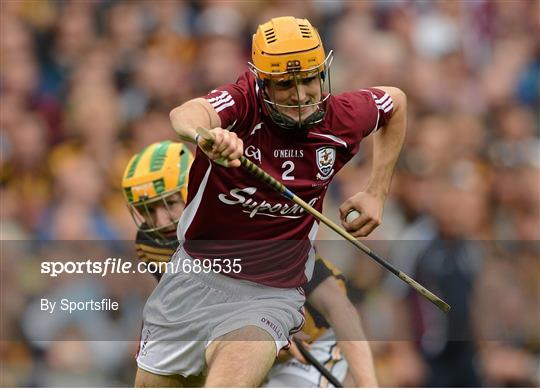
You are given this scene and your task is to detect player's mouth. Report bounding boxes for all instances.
[282,104,316,120]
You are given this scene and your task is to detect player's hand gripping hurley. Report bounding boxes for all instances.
[194,128,450,313]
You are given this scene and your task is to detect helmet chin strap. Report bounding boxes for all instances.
[261,87,326,130]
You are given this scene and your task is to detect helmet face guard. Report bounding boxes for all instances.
[249,51,334,130]
[250,17,333,130]
[127,188,183,246]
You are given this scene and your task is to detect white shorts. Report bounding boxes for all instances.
[136,246,305,377]
[264,330,347,388]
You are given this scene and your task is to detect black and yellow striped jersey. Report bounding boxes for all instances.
[135,231,347,341]
[302,254,347,342]
[135,228,177,281]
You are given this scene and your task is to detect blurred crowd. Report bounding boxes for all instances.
[1,0,538,387]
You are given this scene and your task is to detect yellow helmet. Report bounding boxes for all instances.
[252,16,326,77]
[249,16,333,129]
[122,141,193,243]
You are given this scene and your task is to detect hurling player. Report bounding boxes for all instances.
[139,15,405,386]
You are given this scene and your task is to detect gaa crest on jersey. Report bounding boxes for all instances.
[316,147,335,180]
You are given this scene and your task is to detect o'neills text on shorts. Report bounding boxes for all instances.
[261,317,284,339]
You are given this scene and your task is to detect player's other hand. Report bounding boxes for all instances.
[197,127,243,168]
[339,191,384,237]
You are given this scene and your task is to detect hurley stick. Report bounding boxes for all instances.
[194,127,450,313]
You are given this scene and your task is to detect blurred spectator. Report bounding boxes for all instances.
[386,171,489,387]
[2,114,51,233]
[38,152,117,241]
[129,104,179,152]
[193,35,247,93]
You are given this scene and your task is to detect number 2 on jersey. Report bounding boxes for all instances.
[281,160,295,180]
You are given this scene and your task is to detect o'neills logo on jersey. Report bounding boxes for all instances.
[218,187,318,218]
[316,147,336,180]
[273,149,304,158]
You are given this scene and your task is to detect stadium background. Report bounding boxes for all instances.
[1,0,538,387]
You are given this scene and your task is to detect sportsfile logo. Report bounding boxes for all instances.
[218,187,318,219]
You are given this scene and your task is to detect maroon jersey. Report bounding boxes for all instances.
[178,71,393,288]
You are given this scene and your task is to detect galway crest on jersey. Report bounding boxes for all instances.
[316,146,336,180]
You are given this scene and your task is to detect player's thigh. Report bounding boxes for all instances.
[204,325,277,387]
[134,367,204,388]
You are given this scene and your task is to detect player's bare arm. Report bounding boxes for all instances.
[308,276,378,387]
[170,98,243,167]
[340,87,407,237]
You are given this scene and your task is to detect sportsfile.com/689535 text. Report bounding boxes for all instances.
[40,258,242,277]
